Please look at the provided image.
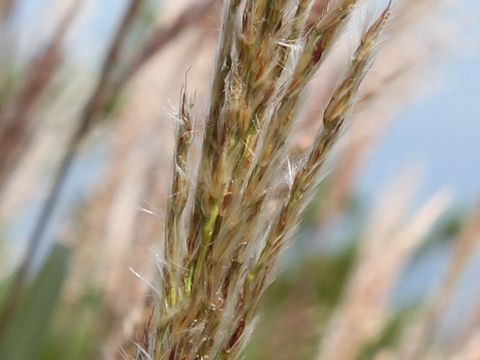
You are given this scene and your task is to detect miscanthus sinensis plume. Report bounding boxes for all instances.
[140,1,392,359]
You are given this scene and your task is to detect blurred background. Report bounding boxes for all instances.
[359,0,479,205]
[0,0,479,359]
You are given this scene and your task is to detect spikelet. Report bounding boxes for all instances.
[164,85,195,308]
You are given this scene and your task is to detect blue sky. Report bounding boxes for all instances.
[358,0,480,206]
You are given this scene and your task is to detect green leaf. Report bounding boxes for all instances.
[0,244,70,360]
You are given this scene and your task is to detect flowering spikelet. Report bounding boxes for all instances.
[164,85,194,309]
[145,1,392,359]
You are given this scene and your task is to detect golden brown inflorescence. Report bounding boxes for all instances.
[145,1,392,359]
